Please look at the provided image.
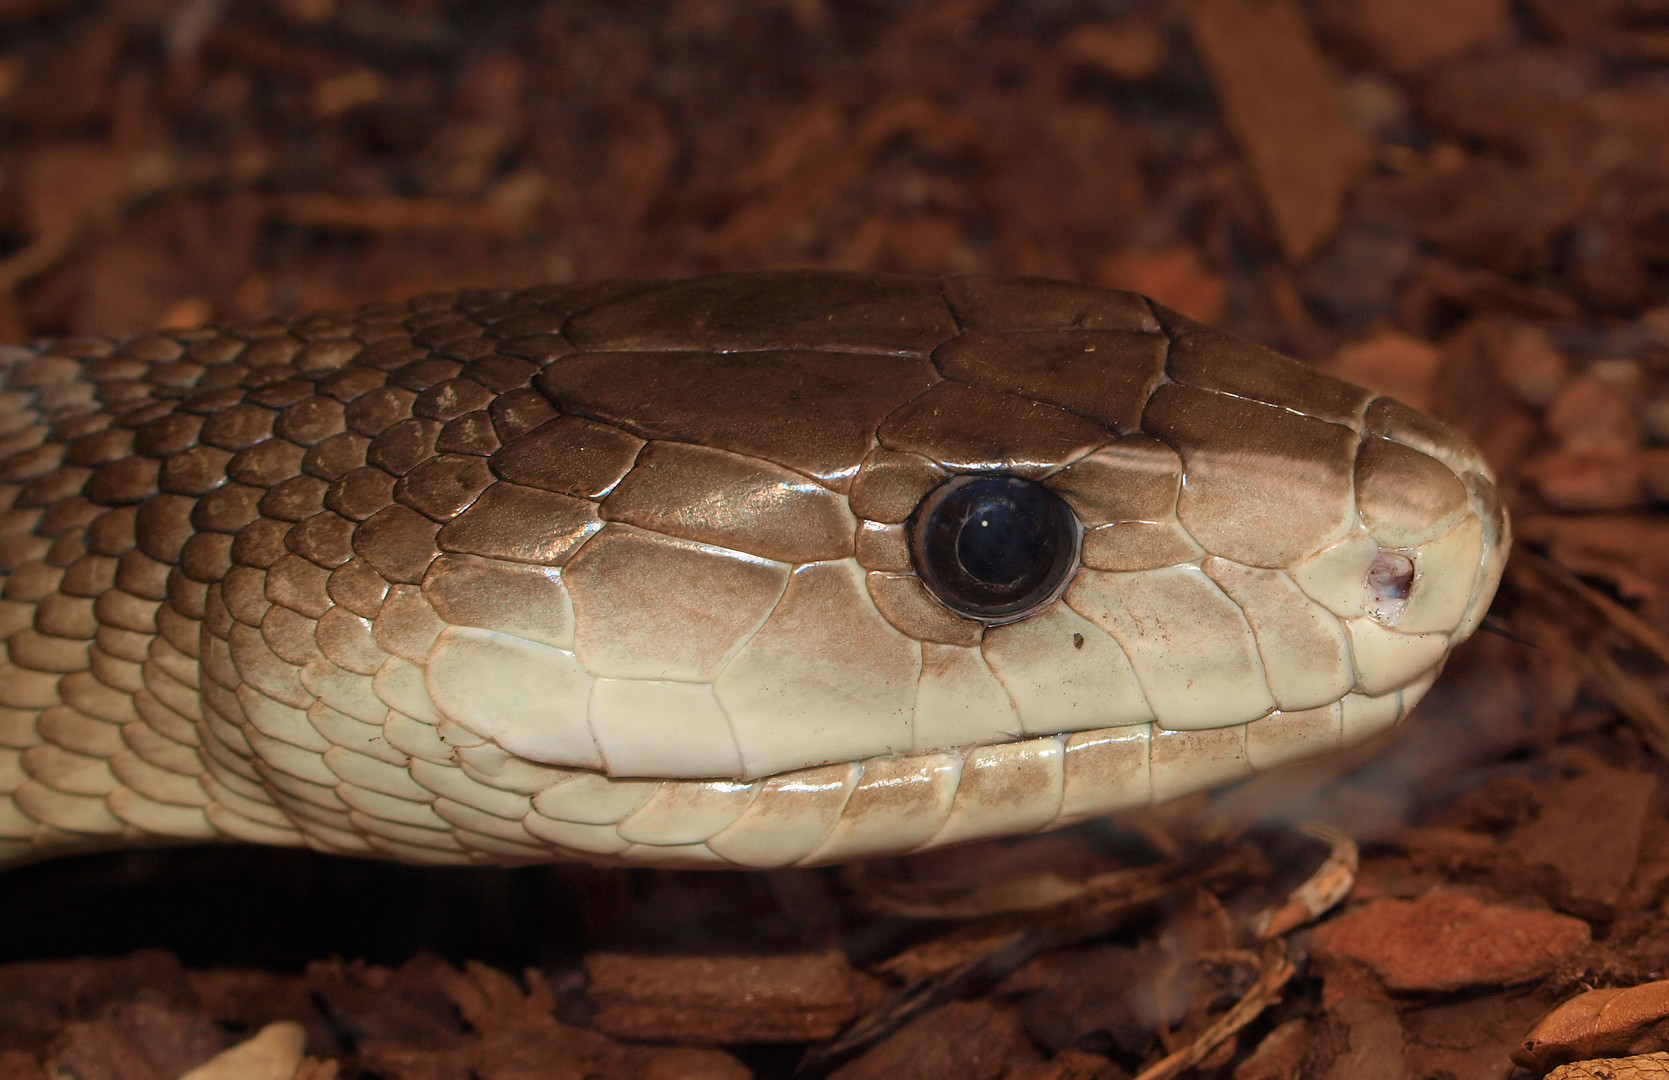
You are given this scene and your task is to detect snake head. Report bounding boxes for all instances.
[396,276,1511,865]
[0,271,1511,869]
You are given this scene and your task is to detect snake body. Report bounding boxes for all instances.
[0,271,1507,868]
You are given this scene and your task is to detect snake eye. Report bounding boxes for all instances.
[908,475,1082,624]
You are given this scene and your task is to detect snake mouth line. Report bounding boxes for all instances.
[505,672,1434,870]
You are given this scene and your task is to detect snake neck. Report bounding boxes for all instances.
[0,331,320,862]
[1,288,605,865]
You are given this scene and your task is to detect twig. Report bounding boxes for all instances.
[850,858,1186,920]
[264,193,522,236]
[1516,549,1669,669]
[1251,822,1358,939]
[1133,941,1298,1080]
[798,845,1263,1078]
[1581,644,1669,762]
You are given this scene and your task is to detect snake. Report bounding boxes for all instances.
[0,270,1508,869]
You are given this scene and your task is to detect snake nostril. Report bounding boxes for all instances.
[909,475,1081,624]
[1365,550,1415,624]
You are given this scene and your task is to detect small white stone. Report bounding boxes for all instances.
[177,1020,307,1080]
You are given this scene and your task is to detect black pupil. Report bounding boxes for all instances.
[909,476,1080,622]
[958,498,1040,585]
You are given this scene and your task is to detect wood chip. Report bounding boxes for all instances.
[1518,982,1669,1073]
[1190,0,1369,260]
[583,952,882,1044]
[1503,765,1657,909]
[827,1000,1031,1080]
[1311,888,1592,992]
[1548,1051,1669,1080]
[1315,0,1512,72]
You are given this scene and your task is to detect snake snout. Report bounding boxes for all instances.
[1272,396,1508,733]
[1359,401,1509,646]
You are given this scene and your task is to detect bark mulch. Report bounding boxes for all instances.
[2,1,1669,1077]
